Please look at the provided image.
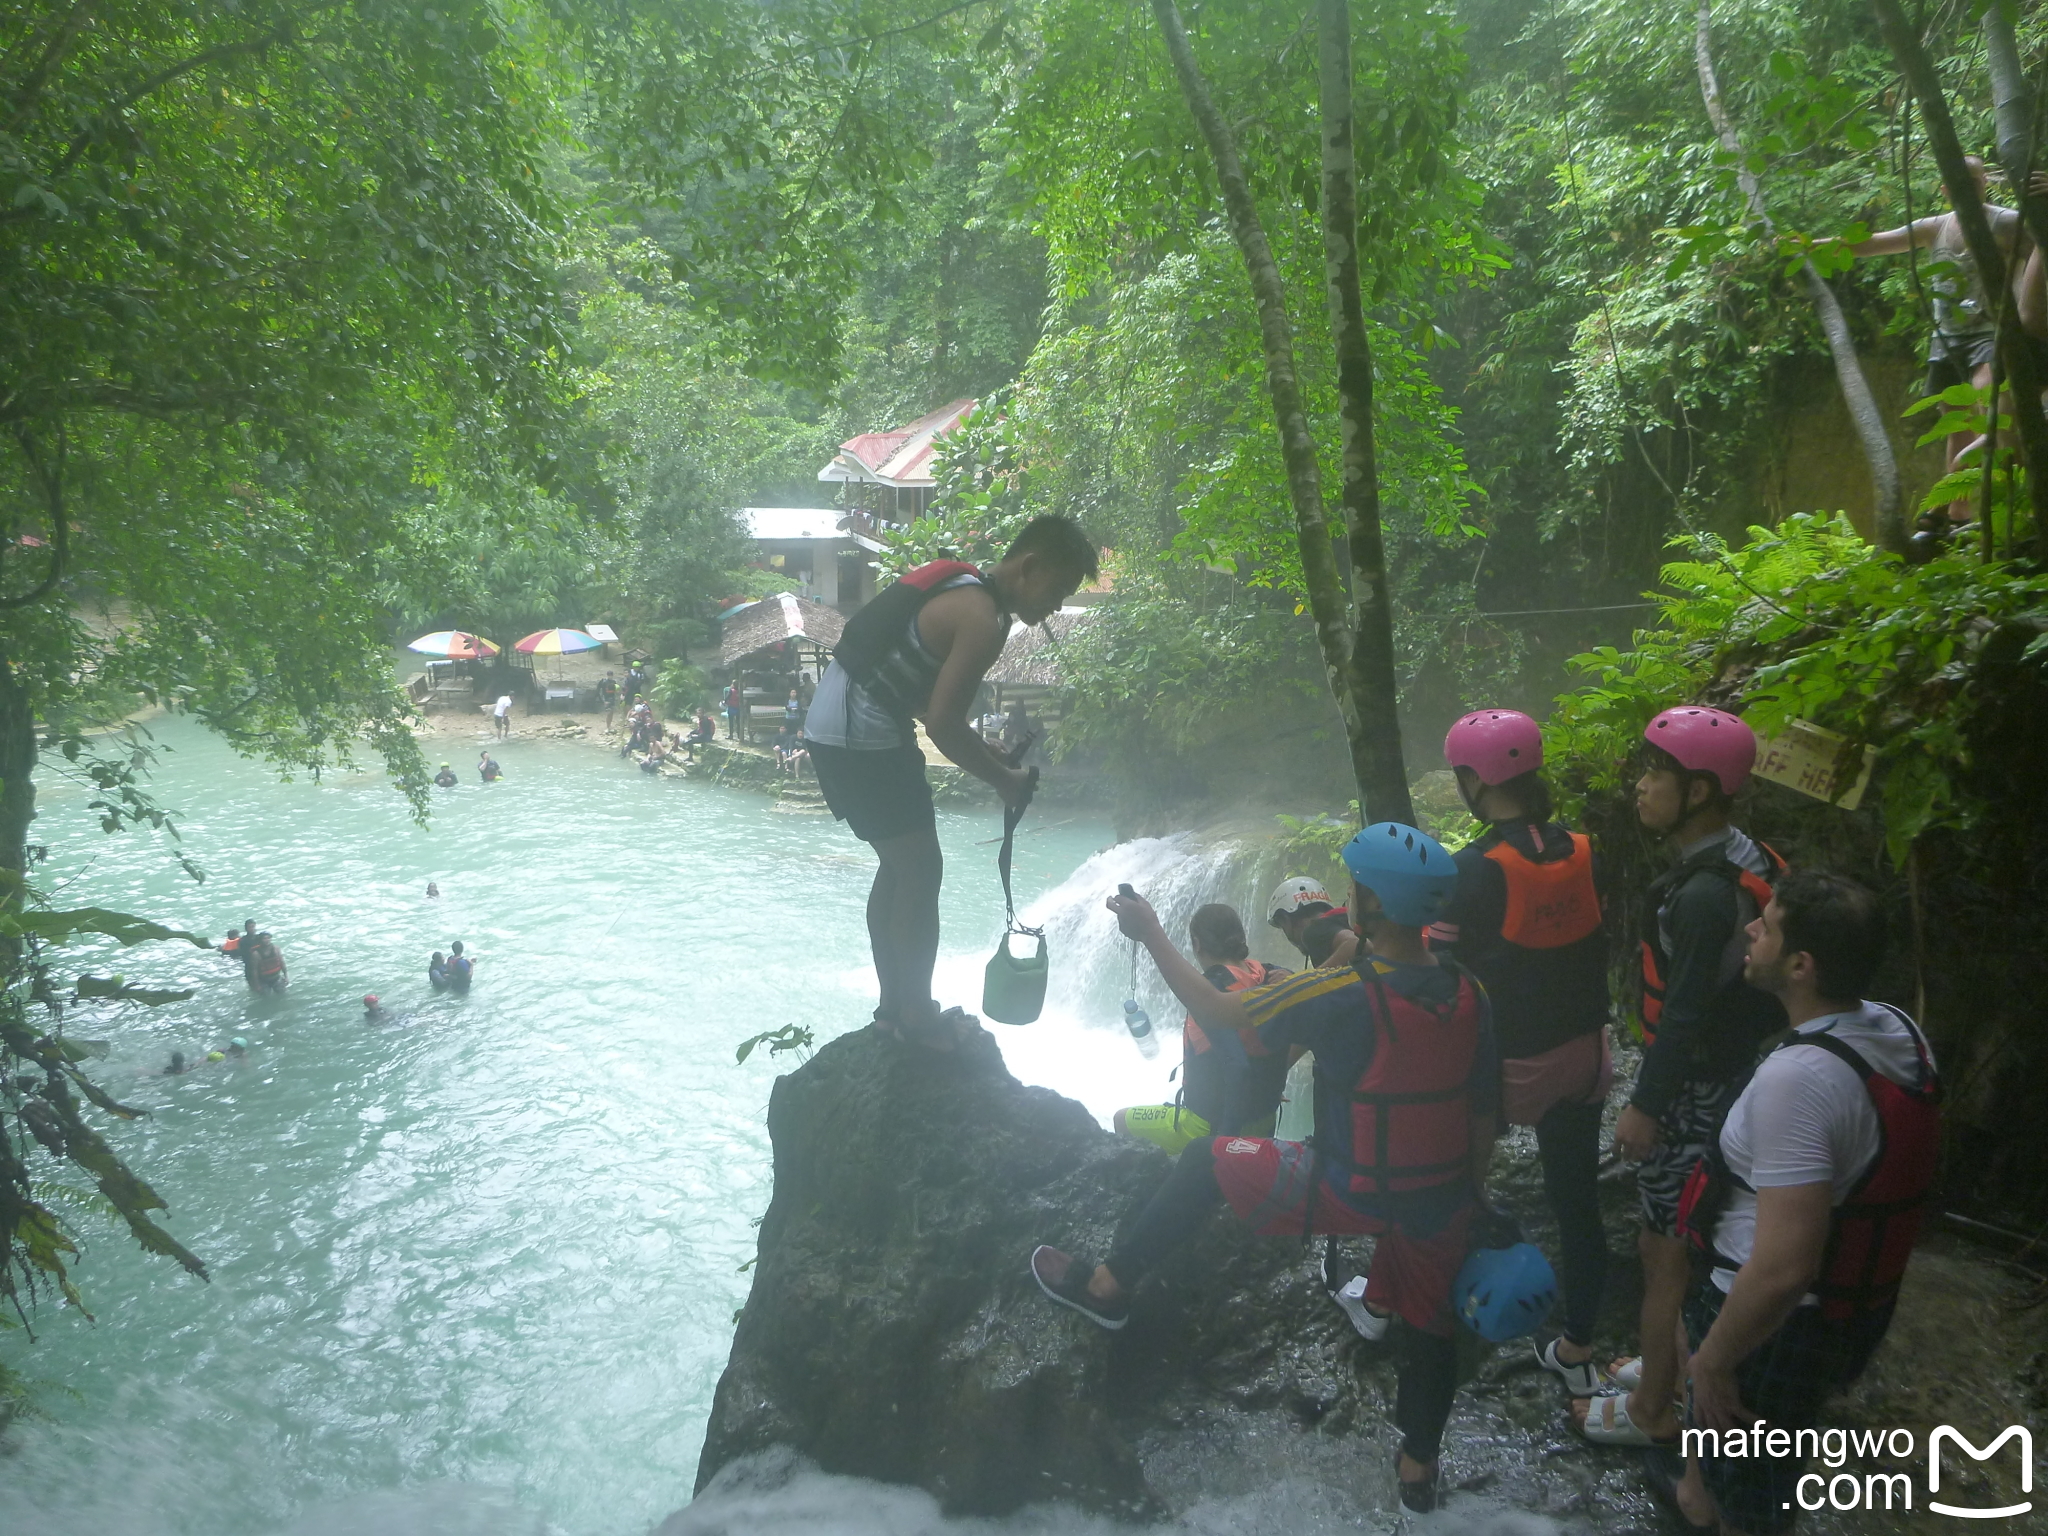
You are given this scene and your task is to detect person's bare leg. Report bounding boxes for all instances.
[1675,1451,1722,1528]
[1628,1228,1690,1438]
[866,857,899,1023]
[870,827,944,1041]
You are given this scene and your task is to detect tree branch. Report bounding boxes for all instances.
[1148,0,1372,807]
[1695,0,1905,552]
[1317,0,1412,825]
[0,427,70,610]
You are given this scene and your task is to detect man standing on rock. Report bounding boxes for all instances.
[803,515,1097,1052]
[1031,822,1501,1514]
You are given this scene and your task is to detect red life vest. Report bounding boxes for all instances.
[1184,959,1282,1057]
[1639,839,1785,1043]
[1329,962,1483,1197]
[1676,1010,1940,1324]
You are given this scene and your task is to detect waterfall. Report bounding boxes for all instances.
[934,833,1286,1127]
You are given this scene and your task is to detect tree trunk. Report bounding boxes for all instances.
[1872,0,2048,555]
[1983,2,2048,256]
[1695,0,1907,553]
[1317,0,1415,826]
[1150,0,1410,823]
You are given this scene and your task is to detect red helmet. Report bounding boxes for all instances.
[1444,709,1543,786]
[362,994,380,1007]
[1643,707,1756,796]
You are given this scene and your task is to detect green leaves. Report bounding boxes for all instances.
[0,907,209,949]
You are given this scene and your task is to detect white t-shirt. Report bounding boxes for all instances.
[1709,1001,1934,1298]
[493,695,512,718]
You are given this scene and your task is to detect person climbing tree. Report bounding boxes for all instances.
[1835,155,2031,524]
[802,515,1097,1051]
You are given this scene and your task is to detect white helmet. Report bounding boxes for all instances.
[1266,875,1334,927]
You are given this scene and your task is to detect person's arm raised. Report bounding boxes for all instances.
[1106,891,1251,1036]
[919,587,1032,804]
[1840,214,1945,258]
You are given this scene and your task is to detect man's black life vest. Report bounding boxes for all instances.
[832,559,1004,725]
[1318,960,1483,1198]
[1675,1010,1940,1325]
[1639,837,1786,1046]
[1179,959,1289,1133]
[1453,825,1608,1061]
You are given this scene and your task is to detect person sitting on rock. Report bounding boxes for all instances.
[1113,902,1293,1155]
[1030,822,1497,1515]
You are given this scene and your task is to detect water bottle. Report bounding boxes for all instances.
[1123,998,1159,1057]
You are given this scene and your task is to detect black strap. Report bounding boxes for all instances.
[997,767,1043,937]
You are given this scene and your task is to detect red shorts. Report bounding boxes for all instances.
[1208,1136,1470,1336]
[1500,1028,1611,1129]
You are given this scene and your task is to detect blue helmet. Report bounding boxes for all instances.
[1452,1241,1558,1342]
[1339,821,1459,927]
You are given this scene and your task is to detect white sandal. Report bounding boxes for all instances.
[1577,1390,1678,1448]
[1607,1355,1643,1390]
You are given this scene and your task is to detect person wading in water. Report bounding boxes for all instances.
[802,515,1096,1052]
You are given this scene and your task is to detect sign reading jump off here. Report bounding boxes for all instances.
[1754,719,1875,811]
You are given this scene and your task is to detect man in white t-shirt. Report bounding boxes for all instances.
[1654,871,1939,1535]
[492,693,513,739]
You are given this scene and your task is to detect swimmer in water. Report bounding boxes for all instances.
[478,752,503,782]
[164,1051,190,1075]
[426,881,441,900]
[363,993,388,1023]
[445,940,473,994]
[433,763,458,788]
[428,950,449,991]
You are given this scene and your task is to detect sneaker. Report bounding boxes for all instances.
[1331,1274,1392,1341]
[1030,1245,1128,1330]
[1534,1335,1605,1398]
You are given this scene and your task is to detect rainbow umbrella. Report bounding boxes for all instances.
[407,630,499,659]
[513,628,604,656]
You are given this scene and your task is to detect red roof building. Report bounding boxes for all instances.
[819,398,976,527]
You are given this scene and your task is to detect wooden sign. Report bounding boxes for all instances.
[1754,720,1875,810]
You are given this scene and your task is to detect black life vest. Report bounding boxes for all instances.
[1639,837,1785,1044]
[1676,1009,1940,1325]
[832,560,1004,724]
[1320,960,1483,1198]
[1178,959,1289,1133]
[1454,825,1608,1060]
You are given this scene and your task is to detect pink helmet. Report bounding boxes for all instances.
[1643,707,1756,796]
[1444,709,1543,786]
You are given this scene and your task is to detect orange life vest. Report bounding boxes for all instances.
[1487,832,1600,949]
[1184,959,1282,1056]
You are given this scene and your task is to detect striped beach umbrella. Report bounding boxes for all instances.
[407,631,500,658]
[513,629,604,656]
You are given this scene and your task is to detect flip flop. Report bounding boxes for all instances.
[1641,1444,1716,1530]
[1395,1452,1441,1514]
[1577,1390,1678,1448]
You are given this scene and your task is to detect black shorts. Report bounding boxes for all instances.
[806,740,934,844]
[1923,333,2048,397]
[1683,1277,1892,1535]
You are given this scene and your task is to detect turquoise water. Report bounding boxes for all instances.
[1,717,1122,1536]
